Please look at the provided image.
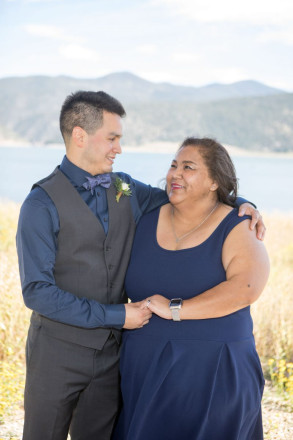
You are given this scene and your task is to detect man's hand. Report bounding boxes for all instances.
[123,301,152,329]
[238,203,266,241]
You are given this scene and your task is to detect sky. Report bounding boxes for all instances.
[1,0,293,91]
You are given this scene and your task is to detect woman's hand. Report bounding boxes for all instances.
[143,295,172,320]
[238,203,266,241]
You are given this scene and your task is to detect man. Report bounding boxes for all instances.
[16,90,264,440]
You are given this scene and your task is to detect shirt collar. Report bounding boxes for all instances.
[60,155,98,188]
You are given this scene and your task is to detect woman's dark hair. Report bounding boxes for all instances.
[178,137,238,206]
[59,90,126,143]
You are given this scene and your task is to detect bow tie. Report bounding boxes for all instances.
[82,174,111,194]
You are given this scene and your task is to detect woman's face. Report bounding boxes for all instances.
[166,145,218,206]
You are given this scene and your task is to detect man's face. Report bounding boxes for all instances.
[83,111,123,175]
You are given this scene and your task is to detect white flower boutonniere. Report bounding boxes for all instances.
[114,178,132,202]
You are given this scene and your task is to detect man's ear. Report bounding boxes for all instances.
[72,126,87,148]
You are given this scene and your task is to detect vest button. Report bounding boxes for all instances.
[105,246,111,251]
[108,264,113,270]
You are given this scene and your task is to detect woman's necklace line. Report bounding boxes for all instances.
[171,202,219,243]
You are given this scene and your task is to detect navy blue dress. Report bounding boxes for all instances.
[114,208,264,440]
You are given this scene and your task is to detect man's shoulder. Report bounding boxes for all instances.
[32,167,60,189]
[22,183,55,210]
[113,172,153,190]
[17,184,57,232]
[113,171,134,183]
[23,166,61,206]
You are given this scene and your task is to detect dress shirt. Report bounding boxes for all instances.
[16,156,168,329]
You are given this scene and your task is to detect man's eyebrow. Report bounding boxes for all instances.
[108,131,122,137]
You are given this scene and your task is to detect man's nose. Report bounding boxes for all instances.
[114,139,122,154]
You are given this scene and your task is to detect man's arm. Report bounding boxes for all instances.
[236,197,265,240]
[16,191,149,329]
[118,173,168,224]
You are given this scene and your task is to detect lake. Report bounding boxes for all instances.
[0,146,292,213]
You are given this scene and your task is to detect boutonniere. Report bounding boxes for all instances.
[114,178,132,202]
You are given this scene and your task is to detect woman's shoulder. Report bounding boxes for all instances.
[222,208,269,272]
[220,205,251,223]
[215,206,251,241]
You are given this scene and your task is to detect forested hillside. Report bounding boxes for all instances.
[0,73,292,151]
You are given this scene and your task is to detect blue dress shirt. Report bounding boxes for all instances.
[16,156,169,329]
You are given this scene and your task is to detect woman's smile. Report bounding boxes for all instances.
[171,182,184,190]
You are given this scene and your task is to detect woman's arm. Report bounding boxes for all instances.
[147,220,270,320]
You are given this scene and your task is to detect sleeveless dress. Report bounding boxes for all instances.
[113,208,264,440]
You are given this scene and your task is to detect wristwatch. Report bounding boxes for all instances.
[169,298,183,321]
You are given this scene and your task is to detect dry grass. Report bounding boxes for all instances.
[0,203,292,436]
[0,203,30,423]
[251,212,293,400]
[0,202,30,364]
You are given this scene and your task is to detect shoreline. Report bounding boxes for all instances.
[1,140,293,158]
[0,198,292,217]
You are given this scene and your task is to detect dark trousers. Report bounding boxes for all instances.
[23,323,121,440]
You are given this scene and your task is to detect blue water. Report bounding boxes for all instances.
[0,146,292,212]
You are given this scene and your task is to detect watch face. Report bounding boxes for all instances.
[170,298,182,308]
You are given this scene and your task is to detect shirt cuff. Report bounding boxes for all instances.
[235,196,256,209]
[103,303,126,329]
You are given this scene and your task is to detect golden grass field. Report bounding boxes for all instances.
[0,202,292,437]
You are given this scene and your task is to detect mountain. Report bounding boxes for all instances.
[84,72,283,102]
[0,72,282,104]
[0,73,291,151]
[124,93,293,152]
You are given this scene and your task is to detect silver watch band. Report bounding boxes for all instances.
[171,308,181,321]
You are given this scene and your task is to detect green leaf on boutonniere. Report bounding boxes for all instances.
[114,178,132,202]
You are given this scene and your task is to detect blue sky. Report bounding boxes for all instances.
[1,0,293,90]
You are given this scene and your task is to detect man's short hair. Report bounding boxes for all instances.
[60,90,126,143]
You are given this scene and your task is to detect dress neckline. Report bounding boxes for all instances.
[154,206,237,253]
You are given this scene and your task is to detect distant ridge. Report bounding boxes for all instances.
[0,72,283,103]
[0,72,292,151]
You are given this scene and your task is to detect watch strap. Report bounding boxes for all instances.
[171,308,181,321]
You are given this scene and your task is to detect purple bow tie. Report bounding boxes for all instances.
[83,174,111,194]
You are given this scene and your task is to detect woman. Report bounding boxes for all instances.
[114,138,270,440]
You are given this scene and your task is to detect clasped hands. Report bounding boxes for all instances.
[144,295,171,320]
[123,295,170,329]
